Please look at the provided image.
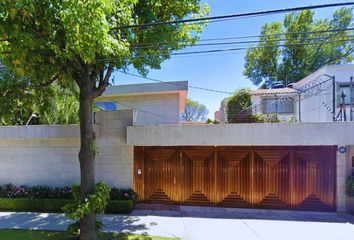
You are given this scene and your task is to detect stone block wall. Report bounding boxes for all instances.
[0,110,134,189]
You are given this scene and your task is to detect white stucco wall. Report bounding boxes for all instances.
[295,64,354,122]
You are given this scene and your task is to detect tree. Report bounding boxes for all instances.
[244,8,354,88]
[0,69,79,125]
[181,99,209,122]
[226,88,251,123]
[0,1,208,239]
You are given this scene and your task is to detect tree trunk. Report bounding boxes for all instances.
[78,76,97,240]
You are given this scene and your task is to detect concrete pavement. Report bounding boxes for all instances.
[1,206,354,240]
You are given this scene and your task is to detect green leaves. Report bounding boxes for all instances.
[244,8,354,88]
[63,182,111,220]
[226,88,252,123]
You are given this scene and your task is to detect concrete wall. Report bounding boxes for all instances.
[103,93,181,125]
[127,122,354,146]
[1,114,353,212]
[0,110,134,189]
[128,123,354,212]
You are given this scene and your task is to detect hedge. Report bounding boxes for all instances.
[0,198,134,214]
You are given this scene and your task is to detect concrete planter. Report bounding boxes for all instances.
[347,196,354,214]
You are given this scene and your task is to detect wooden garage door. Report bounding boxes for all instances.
[134,146,336,211]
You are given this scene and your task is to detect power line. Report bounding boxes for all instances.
[131,34,354,50]
[170,38,354,56]
[116,70,233,94]
[97,38,354,62]
[113,2,354,29]
[131,27,354,48]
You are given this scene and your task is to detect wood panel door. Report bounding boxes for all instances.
[181,147,216,205]
[253,150,291,209]
[292,147,336,211]
[144,147,180,203]
[217,147,252,207]
[134,146,336,211]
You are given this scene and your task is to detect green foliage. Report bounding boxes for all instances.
[181,99,209,122]
[106,200,134,214]
[0,0,209,82]
[0,69,79,125]
[0,198,73,212]
[288,116,298,123]
[63,182,111,220]
[346,176,354,197]
[206,118,219,124]
[244,8,354,88]
[226,88,252,123]
[0,198,134,214]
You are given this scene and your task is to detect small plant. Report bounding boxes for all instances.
[63,182,111,238]
[346,176,354,197]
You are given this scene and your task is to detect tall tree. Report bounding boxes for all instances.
[0,1,208,239]
[244,8,354,88]
[181,98,209,122]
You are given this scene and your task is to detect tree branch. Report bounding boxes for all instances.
[93,66,113,98]
[32,74,59,88]
[324,47,354,65]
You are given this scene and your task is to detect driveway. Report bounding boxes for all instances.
[1,205,354,240]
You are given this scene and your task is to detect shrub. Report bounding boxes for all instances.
[0,198,73,212]
[346,176,354,197]
[0,184,137,201]
[107,200,134,214]
[110,188,138,202]
[0,198,134,214]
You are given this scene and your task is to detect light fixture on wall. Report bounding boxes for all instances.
[25,113,38,126]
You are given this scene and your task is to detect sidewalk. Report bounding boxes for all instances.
[1,206,354,240]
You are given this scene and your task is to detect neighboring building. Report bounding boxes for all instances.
[250,64,354,122]
[214,98,228,123]
[251,87,299,122]
[96,81,188,125]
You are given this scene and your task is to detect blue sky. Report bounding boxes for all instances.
[112,0,349,118]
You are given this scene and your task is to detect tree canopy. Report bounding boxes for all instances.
[226,88,251,123]
[244,8,354,88]
[0,1,208,239]
[181,98,209,122]
[0,69,79,125]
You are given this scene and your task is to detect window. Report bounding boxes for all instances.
[262,98,294,114]
[337,84,352,105]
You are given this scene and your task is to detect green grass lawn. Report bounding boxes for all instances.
[0,229,178,240]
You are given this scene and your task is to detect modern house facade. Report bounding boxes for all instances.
[0,80,354,213]
[250,64,354,122]
[96,81,188,125]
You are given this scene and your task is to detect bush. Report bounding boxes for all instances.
[0,184,137,201]
[0,198,73,212]
[346,176,354,197]
[107,200,134,214]
[110,188,138,202]
[0,198,134,213]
